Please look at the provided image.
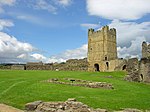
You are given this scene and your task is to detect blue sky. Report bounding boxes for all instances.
[0,0,150,63]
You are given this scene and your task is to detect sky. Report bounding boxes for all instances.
[0,0,150,63]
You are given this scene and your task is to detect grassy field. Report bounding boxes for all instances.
[0,70,150,111]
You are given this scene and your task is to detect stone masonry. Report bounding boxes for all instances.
[124,58,140,82]
[124,56,150,83]
[25,98,144,112]
[139,58,150,82]
[87,25,126,72]
[142,41,150,58]
[25,58,88,71]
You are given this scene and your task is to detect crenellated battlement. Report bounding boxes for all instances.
[109,28,116,35]
[88,25,116,38]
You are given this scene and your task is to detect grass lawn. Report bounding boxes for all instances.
[0,70,150,111]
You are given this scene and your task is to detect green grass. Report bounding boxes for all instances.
[0,70,150,111]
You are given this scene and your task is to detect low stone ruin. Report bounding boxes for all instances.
[25,98,145,112]
[43,78,113,89]
[25,98,107,112]
[124,58,150,83]
[124,58,140,82]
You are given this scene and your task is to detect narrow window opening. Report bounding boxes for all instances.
[106,62,109,70]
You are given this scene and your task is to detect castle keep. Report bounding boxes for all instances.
[88,25,124,72]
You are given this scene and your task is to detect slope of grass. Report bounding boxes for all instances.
[0,70,150,111]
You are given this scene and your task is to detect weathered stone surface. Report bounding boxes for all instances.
[25,101,42,111]
[88,25,118,72]
[25,98,108,112]
[139,58,150,82]
[142,42,150,59]
[124,56,150,83]
[25,99,148,112]
[122,108,142,112]
[44,78,114,89]
[11,65,25,70]
[25,58,88,71]
[125,58,140,82]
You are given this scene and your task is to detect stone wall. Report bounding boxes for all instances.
[11,65,25,70]
[25,98,107,112]
[114,59,127,71]
[124,58,150,83]
[139,58,150,83]
[142,41,150,58]
[124,58,140,82]
[54,58,88,71]
[25,98,145,112]
[26,65,53,70]
[26,58,88,71]
[0,65,11,69]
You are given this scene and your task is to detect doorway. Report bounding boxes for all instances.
[122,65,126,70]
[94,64,100,72]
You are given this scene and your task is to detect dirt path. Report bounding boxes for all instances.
[0,104,24,112]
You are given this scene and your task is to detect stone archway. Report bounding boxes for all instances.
[94,64,100,72]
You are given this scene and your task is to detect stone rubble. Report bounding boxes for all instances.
[25,98,107,112]
[25,99,147,112]
[44,78,114,89]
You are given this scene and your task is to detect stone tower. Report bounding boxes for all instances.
[142,41,150,58]
[88,25,117,71]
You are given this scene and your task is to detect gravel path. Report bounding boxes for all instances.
[0,104,24,112]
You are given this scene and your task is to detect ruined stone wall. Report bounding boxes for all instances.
[26,58,88,71]
[0,65,11,69]
[123,57,150,83]
[26,65,53,70]
[142,41,150,58]
[88,25,117,72]
[11,65,25,70]
[125,58,140,82]
[139,58,150,83]
[53,58,88,71]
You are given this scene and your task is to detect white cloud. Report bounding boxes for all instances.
[16,14,45,25]
[109,20,150,58]
[34,0,57,14]
[0,19,14,30]
[0,0,15,6]
[31,53,46,61]
[80,23,100,29]
[48,44,87,63]
[55,0,72,6]
[109,20,150,47]
[0,0,16,13]
[0,32,35,63]
[117,36,146,59]
[0,33,49,63]
[86,0,150,20]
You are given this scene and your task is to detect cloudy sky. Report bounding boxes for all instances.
[0,0,150,63]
